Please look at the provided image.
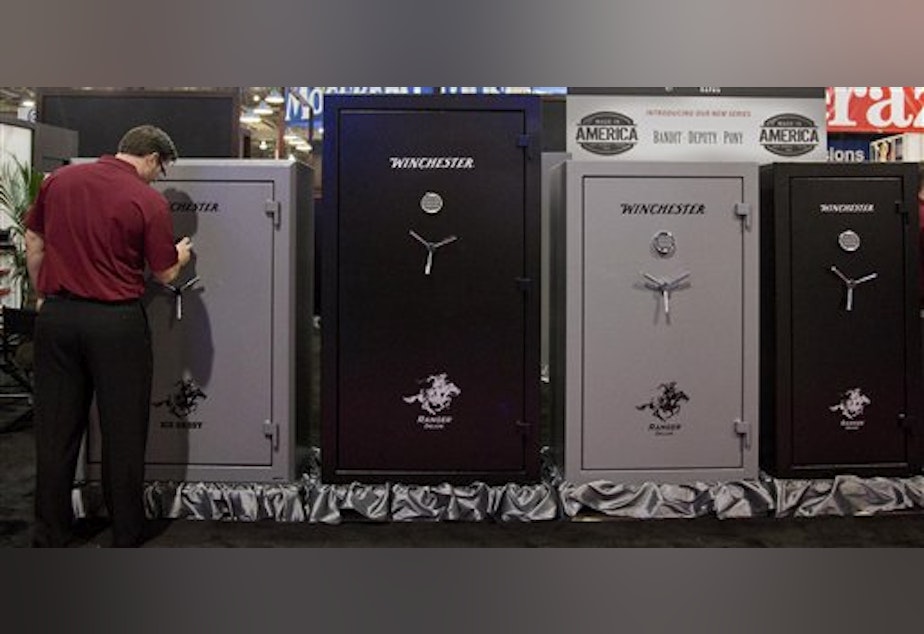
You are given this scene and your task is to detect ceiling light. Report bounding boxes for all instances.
[253,99,274,115]
[265,88,285,105]
[258,140,269,150]
[239,109,261,124]
[21,98,35,108]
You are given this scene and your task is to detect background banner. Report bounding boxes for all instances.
[827,87,924,134]
[566,87,827,162]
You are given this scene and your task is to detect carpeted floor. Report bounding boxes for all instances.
[3,405,924,548]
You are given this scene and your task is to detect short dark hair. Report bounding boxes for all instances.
[117,125,178,162]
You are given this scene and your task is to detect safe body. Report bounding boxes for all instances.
[85,159,313,482]
[554,161,760,484]
[321,95,542,483]
[541,152,570,377]
[760,162,922,478]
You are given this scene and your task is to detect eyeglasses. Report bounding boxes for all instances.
[156,154,171,177]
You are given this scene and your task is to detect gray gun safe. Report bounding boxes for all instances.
[85,159,313,482]
[552,161,760,484]
[321,95,542,484]
[760,162,922,478]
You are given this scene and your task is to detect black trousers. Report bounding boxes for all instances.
[32,296,152,547]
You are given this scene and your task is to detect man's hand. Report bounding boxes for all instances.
[175,236,193,267]
[153,237,194,285]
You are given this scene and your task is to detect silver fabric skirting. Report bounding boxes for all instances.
[71,449,924,524]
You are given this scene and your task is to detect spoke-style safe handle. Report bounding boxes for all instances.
[830,266,877,312]
[641,270,691,317]
[164,276,200,320]
[409,231,459,276]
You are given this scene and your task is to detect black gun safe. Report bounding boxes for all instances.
[760,162,922,478]
[321,95,542,483]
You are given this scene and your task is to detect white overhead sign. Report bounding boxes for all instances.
[566,88,828,162]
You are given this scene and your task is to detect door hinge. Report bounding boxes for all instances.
[263,419,280,451]
[734,202,752,231]
[265,199,282,228]
[734,418,751,450]
[517,134,537,160]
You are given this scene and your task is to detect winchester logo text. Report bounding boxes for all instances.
[621,203,706,215]
[820,203,875,214]
[170,201,220,213]
[389,157,475,169]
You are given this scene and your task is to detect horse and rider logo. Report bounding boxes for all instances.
[153,379,208,419]
[829,387,870,421]
[403,372,461,416]
[636,381,689,422]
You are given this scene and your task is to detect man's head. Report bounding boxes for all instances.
[116,125,178,183]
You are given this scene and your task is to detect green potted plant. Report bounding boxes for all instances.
[0,152,44,309]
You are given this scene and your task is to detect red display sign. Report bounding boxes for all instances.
[826,87,924,133]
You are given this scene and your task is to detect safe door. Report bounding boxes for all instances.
[323,96,541,483]
[87,177,281,481]
[563,162,759,484]
[765,164,922,477]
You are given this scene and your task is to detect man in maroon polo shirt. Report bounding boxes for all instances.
[24,125,193,547]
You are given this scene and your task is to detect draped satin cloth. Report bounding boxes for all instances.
[71,448,924,524]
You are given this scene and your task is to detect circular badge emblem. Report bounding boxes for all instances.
[759,112,819,157]
[421,192,444,215]
[576,111,638,156]
[838,230,861,252]
[652,231,676,257]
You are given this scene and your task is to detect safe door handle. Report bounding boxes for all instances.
[830,266,877,312]
[163,276,200,320]
[409,230,459,276]
[640,270,691,317]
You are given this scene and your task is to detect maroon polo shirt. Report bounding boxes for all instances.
[26,155,178,302]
